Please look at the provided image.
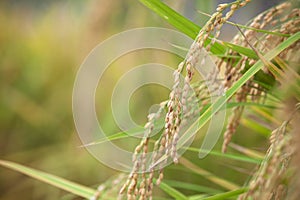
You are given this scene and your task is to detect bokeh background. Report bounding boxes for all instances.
[0,0,283,199]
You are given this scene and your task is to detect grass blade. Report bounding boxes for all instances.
[197,188,248,200]
[185,147,262,164]
[0,160,96,199]
[138,0,259,59]
[163,180,222,194]
[189,195,207,200]
[80,126,145,147]
[156,179,189,200]
[139,0,200,39]
[221,41,258,59]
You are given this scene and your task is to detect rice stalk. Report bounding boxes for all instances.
[220,2,300,152]
[118,1,252,199]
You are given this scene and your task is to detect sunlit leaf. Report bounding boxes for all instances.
[156,179,189,200]
[0,160,96,199]
[138,0,259,59]
[163,180,222,194]
[195,188,248,200]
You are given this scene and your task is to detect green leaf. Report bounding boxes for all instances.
[163,180,222,194]
[196,188,248,200]
[222,41,258,59]
[80,126,145,147]
[138,0,224,55]
[156,179,189,200]
[139,0,200,39]
[189,195,208,200]
[185,147,262,164]
[226,102,278,110]
[0,160,96,199]
[138,0,258,59]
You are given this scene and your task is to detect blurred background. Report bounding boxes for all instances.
[0,0,283,199]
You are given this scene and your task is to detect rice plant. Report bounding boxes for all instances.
[1,0,299,200]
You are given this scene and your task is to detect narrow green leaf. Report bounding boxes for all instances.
[185,147,262,164]
[80,126,145,147]
[138,0,214,54]
[0,160,96,199]
[222,41,258,59]
[156,179,189,200]
[189,195,208,200]
[163,180,222,194]
[197,188,248,200]
[139,0,200,39]
[139,0,259,59]
[226,102,278,110]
